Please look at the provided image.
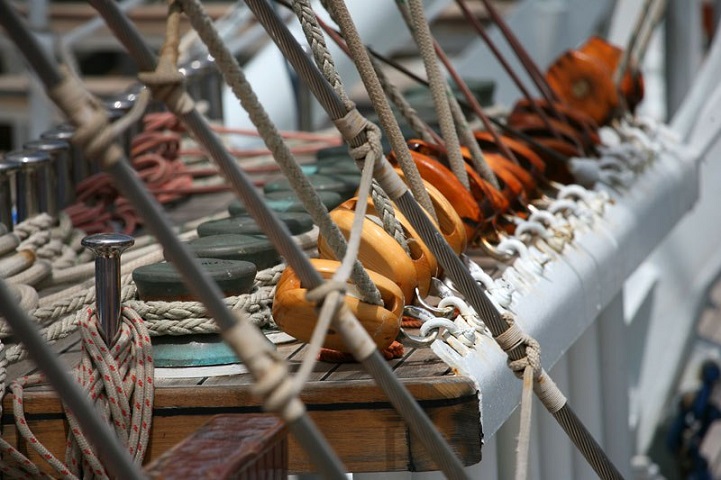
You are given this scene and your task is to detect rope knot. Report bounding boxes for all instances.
[137,69,195,115]
[137,0,194,115]
[496,312,542,380]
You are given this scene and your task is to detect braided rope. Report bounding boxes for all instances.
[0,308,153,479]
[400,0,470,190]
[1,264,287,363]
[319,0,438,221]
[370,182,410,254]
[371,55,437,143]
[291,0,353,110]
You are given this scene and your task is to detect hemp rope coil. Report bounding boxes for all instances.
[0,307,153,479]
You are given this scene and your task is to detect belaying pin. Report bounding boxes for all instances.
[82,233,135,344]
[0,160,19,229]
[5,149,56,220]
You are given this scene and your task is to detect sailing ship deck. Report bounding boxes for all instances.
[0,190,482,474]
[2,334,482,473]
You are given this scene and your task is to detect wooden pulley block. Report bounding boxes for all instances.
[393,167,467,255]
[579,35,644,111]
[336,196,438,298]
[468,149,535,201]
[405,139,524,208]
[506,112,591,151]
[510,99,601,146]
[473,131,547,176]
[388,149,483,239]
[317,208,419,302]
[272,258,404,352]
[483,152,537,198]
[546,49,620,125]
[404,143,511,220]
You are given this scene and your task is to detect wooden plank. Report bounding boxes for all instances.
[1,376,480,473]
[393,347,451,378]
[6,332,82,381]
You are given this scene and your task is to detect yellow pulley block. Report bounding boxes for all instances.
[273,258,404,352]
[336,196,438,298]
[317,208,419,302]
[393,168,468,255]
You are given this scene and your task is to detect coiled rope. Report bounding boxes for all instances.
[0,307,153,479]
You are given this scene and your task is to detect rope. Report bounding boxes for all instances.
[177,0,384,307]
[1,263,286,363]
[320,0,438,222]
[0,307,153,479]
[371,55,439,143]
[290,0,353,110]
[291,131,379,395]
[399,0,470,190]
[370,182,411,255]
[495,312,566,479]
[448,90,502,190]
[137,2,194,117]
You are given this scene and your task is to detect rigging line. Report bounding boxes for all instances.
[179,0,385,306]
[320,22,571,165]
[477,0,557,103]
[399,0,471,190]
[453,0,568,142]
[431,35,520,165]
[275,0,442,144]
[295,1,567,166]
[614,0,656,87]
[393,0,499,189]
[246,1,472,477]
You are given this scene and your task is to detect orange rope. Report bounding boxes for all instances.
[317,340,405,363]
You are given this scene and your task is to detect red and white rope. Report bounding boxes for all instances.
[0,307,153,479]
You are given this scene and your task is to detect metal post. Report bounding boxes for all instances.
[5,149,53,220]
[42,124,88,188]
[598,292,632,478]
[23,138,71,210]
[81,233,135,343]
[0,160,19,228]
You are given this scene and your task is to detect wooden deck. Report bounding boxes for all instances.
[2,333,481,474]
